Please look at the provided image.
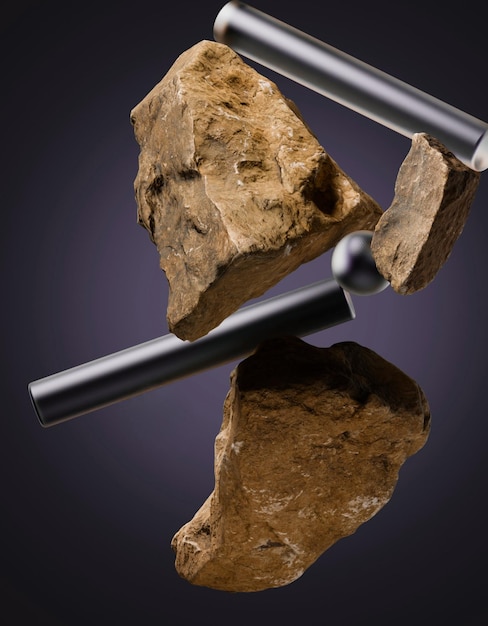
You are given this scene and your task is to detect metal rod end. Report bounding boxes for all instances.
[343,289,356,319]
[214,1,240,43]
[472,129,488,172]
[28,381,49,428]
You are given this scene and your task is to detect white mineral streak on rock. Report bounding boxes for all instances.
[230,441,244,454]
[341,495,389,519]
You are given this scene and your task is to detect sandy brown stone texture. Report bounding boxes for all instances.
[171,336,430,592]
[371,133,480,294]
[131,40,381,340]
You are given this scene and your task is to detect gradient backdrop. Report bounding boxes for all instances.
[2,1,487,623]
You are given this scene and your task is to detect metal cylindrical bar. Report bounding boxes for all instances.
[29,278,355,428]
[214,1,488,171]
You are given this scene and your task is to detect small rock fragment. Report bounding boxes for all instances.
[131,40,381,340]
[371,132,480,294]
[171,336,430,592]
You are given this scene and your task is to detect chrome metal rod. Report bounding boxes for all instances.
[29,279,354,427]
[214,1,488,171]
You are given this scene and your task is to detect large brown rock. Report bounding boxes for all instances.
[371,132,480,294]
[131,40,382,340]
[171,336,430,592]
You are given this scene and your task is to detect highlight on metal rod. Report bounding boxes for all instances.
[214,1,488,172]
[28,278,355,428]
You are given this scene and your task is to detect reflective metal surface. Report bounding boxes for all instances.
[215,1,488,171]
[29,278,354,427]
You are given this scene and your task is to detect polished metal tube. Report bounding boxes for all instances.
[29,279,355,427]
[214,1,488,171]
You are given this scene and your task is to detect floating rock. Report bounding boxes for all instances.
[371,132,480,294]
[131,40,381,340]
[171,336,430,592]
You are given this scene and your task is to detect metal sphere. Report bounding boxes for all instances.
[331,231,389,296]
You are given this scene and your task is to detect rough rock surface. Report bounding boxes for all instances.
[171,336,430,592]
[371,132,480,294]
[131,40,382,340]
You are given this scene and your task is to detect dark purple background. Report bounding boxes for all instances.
[2,1,487,623]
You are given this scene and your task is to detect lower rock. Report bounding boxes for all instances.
[171,336,430,592]
[371,132,480,294]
